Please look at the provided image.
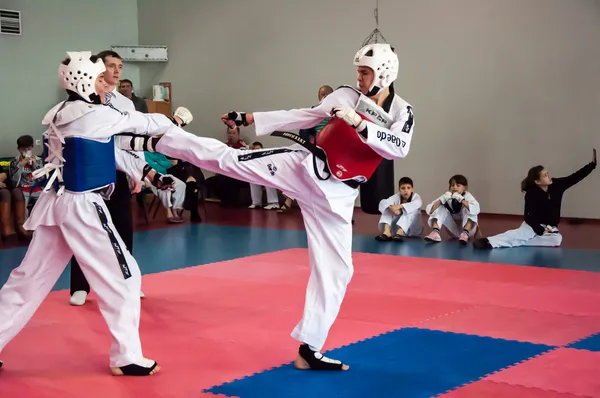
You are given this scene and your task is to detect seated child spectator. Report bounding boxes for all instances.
[8,135,44,239]
[248,142,280,210]
[166,159,205,223]
[0,164,14,241]
[375,177,423,242]
[144,151,187,223]
[424,174,480,245]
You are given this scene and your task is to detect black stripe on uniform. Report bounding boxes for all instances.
[93,202,131,279]
[402,106,414,133]
[237,148,302,162]
[105,103,125,116]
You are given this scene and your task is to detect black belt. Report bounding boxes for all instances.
[270,131,361,190]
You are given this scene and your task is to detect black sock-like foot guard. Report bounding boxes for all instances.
[298,344,346,370]
[116,361,158,376]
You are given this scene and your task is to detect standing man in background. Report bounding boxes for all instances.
[69,50,147,306]
[297,85,334,142]
[119,79,149,113]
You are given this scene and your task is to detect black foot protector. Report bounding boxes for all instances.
[297,344,346,370]
[0,360,3,369]
[114,361,158,376]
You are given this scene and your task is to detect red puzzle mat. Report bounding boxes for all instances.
[1,249,599,397]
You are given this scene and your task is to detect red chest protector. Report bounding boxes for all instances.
[271,86,394,182]
[316,87,394,181]
[316,116,380,181]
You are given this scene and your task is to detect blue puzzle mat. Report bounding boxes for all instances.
[205,327,553,398]
[567,332,600,352]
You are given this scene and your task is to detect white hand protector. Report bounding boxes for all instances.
[439,191,452,204]
[174,107,193,126]
[451,192,464,202]
[331,106,367,131]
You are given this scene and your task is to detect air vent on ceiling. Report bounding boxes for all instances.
[0,9,21,36]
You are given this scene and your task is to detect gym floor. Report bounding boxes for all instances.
[1,202,599,397]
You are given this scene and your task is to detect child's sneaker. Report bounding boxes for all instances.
[424,230,441,242]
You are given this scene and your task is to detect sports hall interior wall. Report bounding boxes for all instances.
[137,0,600,219]
[0,0,140,156]
[0,0,598,219]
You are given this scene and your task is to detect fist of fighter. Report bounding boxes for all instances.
[174,107,193,126]
[331,106,366,131]
[130,179,142,194]
[221,111,250,127]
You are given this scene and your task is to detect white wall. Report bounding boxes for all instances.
[0,0,140,156]
[131,1,599,218]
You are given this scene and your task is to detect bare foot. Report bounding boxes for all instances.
[294,353,311,370]
[294,353,350,371]
[111,359,160,376]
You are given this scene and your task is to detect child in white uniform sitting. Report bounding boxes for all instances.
[375,177,423,242]
[424,174,480,245]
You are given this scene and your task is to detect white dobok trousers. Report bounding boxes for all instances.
[487,221,562,248]
[148,175,186,210]
[428,206,478,238]
[0,191,144,368]
[378,209,423,236]
[250,184,279,206]
[155,127,358,350]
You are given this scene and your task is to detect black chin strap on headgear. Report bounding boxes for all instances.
[66,91,101,105]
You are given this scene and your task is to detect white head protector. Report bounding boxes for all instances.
[58,51,106,103]
[354,43,399,94]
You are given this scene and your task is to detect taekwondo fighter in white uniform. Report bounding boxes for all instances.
[118,43,415,370]
[0,51,193,376]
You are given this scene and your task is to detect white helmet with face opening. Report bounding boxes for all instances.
[354,43,399,94]
[58,51,106,102]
